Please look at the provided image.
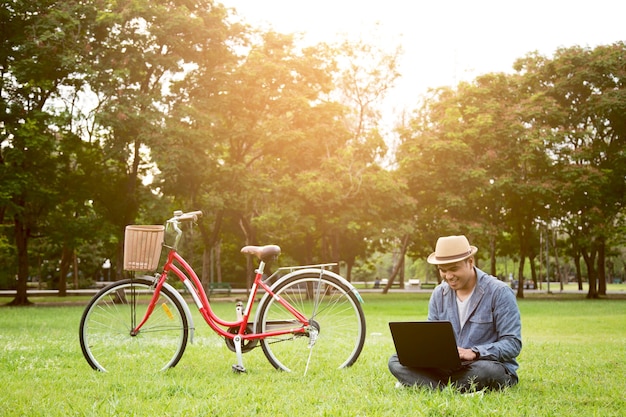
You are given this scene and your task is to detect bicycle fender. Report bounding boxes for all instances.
[280,268,362,299]
[139,275,196,344]
[253,268,363,326]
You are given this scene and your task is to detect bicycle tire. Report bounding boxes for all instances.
[256,272,366,374]
[79,278,188,372]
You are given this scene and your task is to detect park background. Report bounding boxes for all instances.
[2,3,625,415]
[2,0,626,305]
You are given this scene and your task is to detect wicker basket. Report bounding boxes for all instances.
[123,225,165,271]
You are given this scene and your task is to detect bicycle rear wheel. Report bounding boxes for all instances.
[256,272,366,374]
[79,278,188,372]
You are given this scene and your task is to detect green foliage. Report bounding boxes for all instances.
[513,43,626,296]
[1,0,625,301]
[397,43,626,295]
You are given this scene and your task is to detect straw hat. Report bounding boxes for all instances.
[427,235,478,265]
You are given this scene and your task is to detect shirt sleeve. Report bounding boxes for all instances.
[476,285,522,362]
[427,286,444,321]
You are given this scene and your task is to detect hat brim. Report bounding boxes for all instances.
[427,246,478,265]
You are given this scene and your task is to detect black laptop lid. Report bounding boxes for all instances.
[389,321,463,369]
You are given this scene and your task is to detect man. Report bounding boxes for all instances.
[388,235,522,391]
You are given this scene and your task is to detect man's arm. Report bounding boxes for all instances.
[473,286,522,361]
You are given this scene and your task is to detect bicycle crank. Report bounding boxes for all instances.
[225,324,258,353]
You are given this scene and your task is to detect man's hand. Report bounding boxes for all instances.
[458,347,479,361]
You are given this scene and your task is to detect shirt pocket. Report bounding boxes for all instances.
[469,310,493,325]
[467,311,495,344]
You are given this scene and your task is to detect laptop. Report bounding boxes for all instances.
[389,321,470,370]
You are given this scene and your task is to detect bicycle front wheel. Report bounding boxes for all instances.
[79,278,188,372]
[256,272,366,374]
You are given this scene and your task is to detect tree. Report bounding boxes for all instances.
[329,37,405,282]
[158,28,345,285]
[82,0,235,279]
[1,0,97,304]
[516,43,626,298]
[396,69,561,298]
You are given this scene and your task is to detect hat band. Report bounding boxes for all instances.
[434,249,473,262]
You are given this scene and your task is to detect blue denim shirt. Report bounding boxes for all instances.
[427,267,522,378]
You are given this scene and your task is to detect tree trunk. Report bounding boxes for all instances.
[400,255,405,286]
[574,252,583,291]
[489,236,496,276]
[202,246,210,288]
[382,235,409,294]
[553,232,563,291]
[530,255,537,289]
[304,234,314,265]
[516,255,525,299]
[58,246,72,297]
[345,259,354,282]
[582,249,598,299]
[215,241,222,284]
[390,246,405,289]
[115,230,125,281]
[320,233,330,264]
[239,215,256,289]
[597,238,606,296]
[9,216,32,306]
[515,220,532,299]
[320,230,341,275]
[198,209,223,286]
[73,251,79,289]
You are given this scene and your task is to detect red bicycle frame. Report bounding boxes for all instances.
[132,247,310,342]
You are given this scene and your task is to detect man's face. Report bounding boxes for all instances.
[437,258,475,292]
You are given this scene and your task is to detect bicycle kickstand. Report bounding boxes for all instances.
[231,335,246,373]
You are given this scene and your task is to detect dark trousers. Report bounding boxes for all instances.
[388,354,517,391]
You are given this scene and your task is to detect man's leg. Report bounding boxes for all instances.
[449,360,517,391]
[388,354,448,389]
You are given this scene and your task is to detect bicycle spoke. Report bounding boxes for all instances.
[79,279,188,372]
[257,273,365,374]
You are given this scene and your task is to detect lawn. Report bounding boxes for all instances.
[0,292,624,416]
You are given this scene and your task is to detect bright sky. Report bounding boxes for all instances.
[221,0,625,119]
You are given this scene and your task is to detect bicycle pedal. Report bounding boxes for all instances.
[231,364,246,373]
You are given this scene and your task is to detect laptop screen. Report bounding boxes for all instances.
[389,321,465,370]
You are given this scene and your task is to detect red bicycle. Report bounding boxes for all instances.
[79,210,366,374]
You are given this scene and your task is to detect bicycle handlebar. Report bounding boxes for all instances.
[171,210,203,223]
[166,210,203,249]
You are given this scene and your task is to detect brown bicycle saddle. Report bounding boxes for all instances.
[240,245,281,261]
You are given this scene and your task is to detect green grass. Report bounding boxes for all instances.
[1,293,625,416]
